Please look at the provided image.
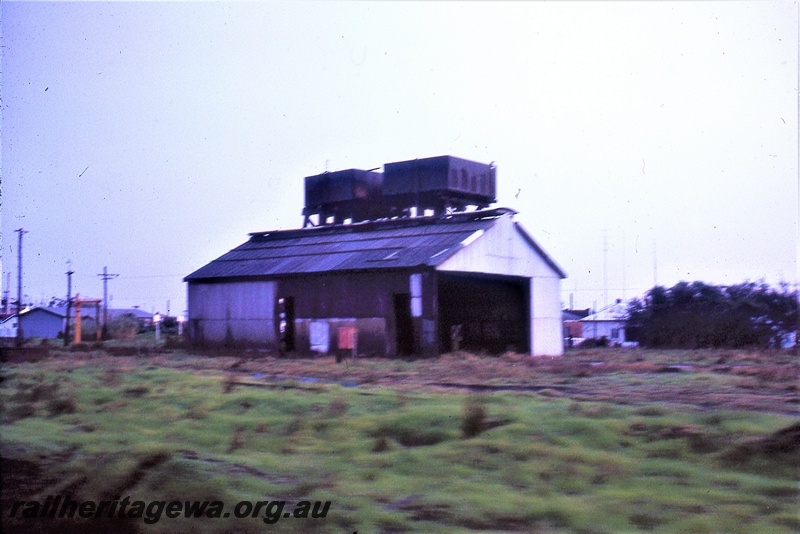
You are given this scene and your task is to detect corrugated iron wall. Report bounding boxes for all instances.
[187,280,277,347]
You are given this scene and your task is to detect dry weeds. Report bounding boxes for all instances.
[25,346,800,414]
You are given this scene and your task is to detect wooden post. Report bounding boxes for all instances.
[75,296,82,344]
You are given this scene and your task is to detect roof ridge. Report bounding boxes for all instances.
[248,207,517,239]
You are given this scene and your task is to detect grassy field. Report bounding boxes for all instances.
[1,344,798,533]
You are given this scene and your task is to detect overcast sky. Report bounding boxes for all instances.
[2,1,798,315]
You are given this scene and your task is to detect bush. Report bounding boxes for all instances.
[372,435,391,452]
[461,396,488,439]
[7,403,36,422]
[109,314,141,340]
[628,281,798,349]
[76,322,100,342]
[375,411,456,447]
[47,396,78,416]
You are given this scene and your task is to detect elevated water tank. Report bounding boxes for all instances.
[383,156,496,206]
[301,156,498,226]
[303,169,390,226]
[304,168,384,207]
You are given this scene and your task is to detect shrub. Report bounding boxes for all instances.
[123,386,150,398]
[372,435,391,452]
[47,396,78,416]
[186,405,208,420]
[375,411,455,447]
[462,396,488,439]
[109,314,141,340]
[222,374,237,393]
[227,426,245,453]
[327,397,349,417]
[7,403,36,422]
[12,380,59,403]
[78,322,99,341]
[100,369,122,387]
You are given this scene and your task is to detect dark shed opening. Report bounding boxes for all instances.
[277,297,296,352]
[393,293,415,355]
[438,273,529,354]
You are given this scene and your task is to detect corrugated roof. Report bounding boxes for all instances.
[185,209,515,281]
[581,302,628,322]
[17,306,97,319]
[22,306,70,318]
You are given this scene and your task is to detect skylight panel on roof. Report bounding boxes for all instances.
[460,229,484,247]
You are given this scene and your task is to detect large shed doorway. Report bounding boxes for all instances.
[438,273,529,354]
[393,293,415,355]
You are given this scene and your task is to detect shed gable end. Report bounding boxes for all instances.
[435,215,563,279]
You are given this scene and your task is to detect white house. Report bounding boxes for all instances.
[580,300,628,344]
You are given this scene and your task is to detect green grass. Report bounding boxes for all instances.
[1,363,798,533]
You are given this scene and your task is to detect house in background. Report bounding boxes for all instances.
[0,314,18,338]
[0,306,98,339]
[580,300,629,344]
[185,156,567,357]
[562,308,590,344]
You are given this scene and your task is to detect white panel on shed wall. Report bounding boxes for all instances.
[532,276,562,320]
[530,276,564,356]
[410,273,423,317]
[310,321,330,353]
[532,318,564,356]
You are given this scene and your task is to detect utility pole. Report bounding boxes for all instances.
[64,264,74,347]
[3,272,10,315]
[15,228,28,347]
[602,233,609,309]
[622,231,627,302]
[97,266,119,340]
[653,238,658,288]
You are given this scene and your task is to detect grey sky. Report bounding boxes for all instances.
[2,1,797,315]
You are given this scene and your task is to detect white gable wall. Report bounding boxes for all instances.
[437,215,564,356]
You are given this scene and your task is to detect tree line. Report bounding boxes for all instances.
[627,281,798,349]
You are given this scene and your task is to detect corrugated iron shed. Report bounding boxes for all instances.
[185,208,519,281]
